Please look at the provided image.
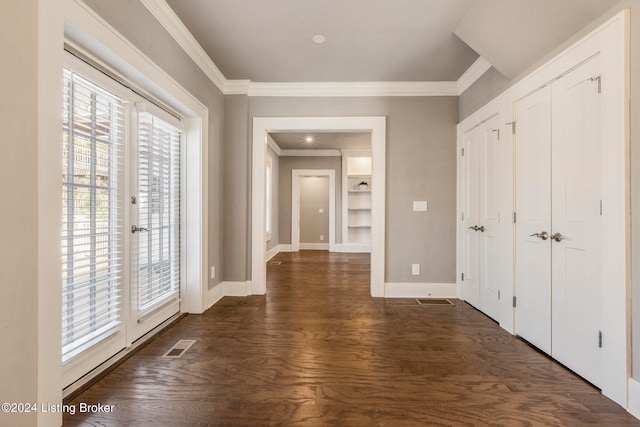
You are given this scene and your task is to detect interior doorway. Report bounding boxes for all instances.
[252,117,386,297]
[291,170,336,252]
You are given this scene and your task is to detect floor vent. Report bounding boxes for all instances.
[162,340,196,358]
[416,299,453,305]
[270,261,282,265]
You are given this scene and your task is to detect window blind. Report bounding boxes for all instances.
[135,112,181,314]
[62,68,125,362]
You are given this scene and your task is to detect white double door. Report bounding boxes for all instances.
[462,115,500,321]
[514,57,602,386]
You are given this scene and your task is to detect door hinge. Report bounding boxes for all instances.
[506,121,516,134]
[588,75,602,94]
[599,200,603,216]
[461,147,465,156]
[461,273,465,282]
[461,212,465,221]
[492,128,501,141]
[513,212,517,224]
[599,331,603,348]
[513,296,517,308]
[498,290,501,300]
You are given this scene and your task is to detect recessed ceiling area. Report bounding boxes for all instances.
[269,132,371,151]
[160,0,621,85]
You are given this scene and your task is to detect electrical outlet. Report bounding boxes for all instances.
[210,266,216,279]
[413,201,428,212]
[412,264,420,275]
[320,235,324,241]
[319,208,325,214]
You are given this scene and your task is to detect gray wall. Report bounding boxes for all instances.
[459,0,640,379]
[278,156,343,245]
[250,97,459,284]
[82,0,226,290]
[300,177,330,244]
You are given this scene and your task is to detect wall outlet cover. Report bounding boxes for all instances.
[413,201,428,211]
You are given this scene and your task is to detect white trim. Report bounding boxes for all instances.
[253,117,386,297]
[384,283,458,299]
[266,245,279,262]
[138,0,242,94]
[291,170,336,253]
[628,378,640,420]
[206,282,224,310]
[248,81,460,97]
[335,243,371,253]
[280,149,342,157]
[457,57,492,94]
[299,243,330,250]
[136,0,492,97]
[267,136,282,156]
[222,281,253,297]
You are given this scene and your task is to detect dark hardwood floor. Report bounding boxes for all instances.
[64,251,639,426]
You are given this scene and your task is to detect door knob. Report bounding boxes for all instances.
[477,226,485,232]
[529,231,549,240]
[468,225,479,231]
[551,232,564,242]
[131,225,148,233]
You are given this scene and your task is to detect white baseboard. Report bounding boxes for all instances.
[629,378,640,420]
[206,282,224,309]
[384,282,457,298]
[334,243,371,253]
[299,243,329,250]
[266,245,279,262]
[222,281,252,297]
[278,244,293,252]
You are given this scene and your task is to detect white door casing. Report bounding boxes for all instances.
[462,126,480,308]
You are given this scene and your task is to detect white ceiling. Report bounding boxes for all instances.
[162,0,619,84]
[269,132,371,151]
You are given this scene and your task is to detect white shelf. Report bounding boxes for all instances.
[343,152,372,251]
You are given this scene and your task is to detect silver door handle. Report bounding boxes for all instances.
[131,225,148,233]
[551,232,564,242]
[529,231,549,240]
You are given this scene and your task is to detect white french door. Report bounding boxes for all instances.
[514,56,603,386]
[128,106,182,341]
[461,115,500,321]
[62,54,182,386]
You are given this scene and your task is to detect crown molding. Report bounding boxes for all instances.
[141,0,491,97]
[248,81,460,97]
[266,136,282,156]
[279,149,342,157]
[456,56,492,94]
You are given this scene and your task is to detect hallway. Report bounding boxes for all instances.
[64,251,638,426]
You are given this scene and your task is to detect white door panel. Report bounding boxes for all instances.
[551,57,602,386]
[514,87,552,354]
[462,129,480,308]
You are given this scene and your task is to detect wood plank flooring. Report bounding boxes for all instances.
[64,251,639,426]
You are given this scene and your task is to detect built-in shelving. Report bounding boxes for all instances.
[341,150,372,252]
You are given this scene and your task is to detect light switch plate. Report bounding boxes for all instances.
[412,264,420,275]
[413,201,428,211]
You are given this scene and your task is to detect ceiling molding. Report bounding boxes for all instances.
[279,149,343,157]
[141,0,491,97]
[248,81,460,97]
[456,57,492,94]
[266,137,282,156]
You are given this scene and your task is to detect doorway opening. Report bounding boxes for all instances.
[252,117,386,297]
[292,170,336,252]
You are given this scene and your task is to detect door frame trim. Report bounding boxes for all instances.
[252,116,386,297]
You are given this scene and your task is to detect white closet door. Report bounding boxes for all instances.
[551,57,602,386]
[462,128,481,308]
[479,117,501,321]
[514,86,552,354]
